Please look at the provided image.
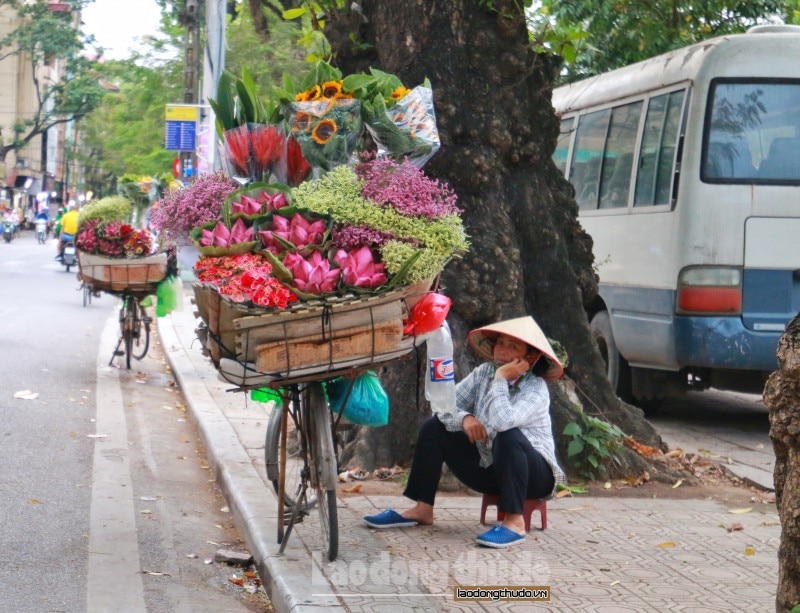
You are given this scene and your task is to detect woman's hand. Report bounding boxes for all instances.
[495,358,530,381]
[462,415,488,444]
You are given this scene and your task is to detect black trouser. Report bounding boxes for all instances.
[403,416,555,515]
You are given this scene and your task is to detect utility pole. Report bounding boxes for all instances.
[180,0,201,180]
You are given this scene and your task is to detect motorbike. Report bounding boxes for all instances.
[35,219,48,244]
[62,237,77,272]
[3,219,16,243]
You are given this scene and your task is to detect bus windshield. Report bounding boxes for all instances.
[704,79,800,183]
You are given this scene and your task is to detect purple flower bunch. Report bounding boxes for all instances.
[356,157,461,221]
[331,224,398,251]
[150,171,240,242]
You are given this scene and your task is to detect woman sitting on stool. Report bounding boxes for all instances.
[363,316,566,548]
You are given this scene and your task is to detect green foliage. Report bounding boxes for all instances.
[210,67,271,135]
[78,196,133,226]
[531,0,796,81]
[789,604,800,613]
[563,413,625,479]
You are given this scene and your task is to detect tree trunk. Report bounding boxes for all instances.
[763,313,800,613]
[326,0,664,477]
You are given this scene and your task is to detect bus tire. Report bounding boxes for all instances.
[590,311,633,401]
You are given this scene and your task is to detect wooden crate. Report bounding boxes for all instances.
[79,252,167,292]
[254,319,403,374]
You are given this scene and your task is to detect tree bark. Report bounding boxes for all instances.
[763,313,800,613]
[325,0,664,476]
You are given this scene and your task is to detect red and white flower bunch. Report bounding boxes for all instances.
[76,219,156,258]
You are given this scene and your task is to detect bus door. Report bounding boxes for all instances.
[742,216,800,336]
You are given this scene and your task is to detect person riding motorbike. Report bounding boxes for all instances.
[56,204,79,262]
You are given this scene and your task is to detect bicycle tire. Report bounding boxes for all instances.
[131,302,150,360]
[265,400,317,510]
[307,382,338,561]
[123,299,135,369]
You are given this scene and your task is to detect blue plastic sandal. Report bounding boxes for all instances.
[363,509,418,529]
[476,524,526,548]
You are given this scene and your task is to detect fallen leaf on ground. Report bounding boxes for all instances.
[555,489,572,499]
[624,471,650,487]
[753,492,776,504]
[672,479,683,489]
[14,390,38,400]
[603,481,612,489]
[86,434,108,439]
[657,541,677,548]
[727,522,744,532]
[728,508,753,514]
[28,499,43,505]
[610,580,620,587]
[343,484,362,494]
[744,547,755,556]
[623,437,662,457]
[229,576,244,586]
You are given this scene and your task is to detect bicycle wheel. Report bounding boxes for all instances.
[131,301,150,360]
[265,398,317,510]
[306,382,338,561]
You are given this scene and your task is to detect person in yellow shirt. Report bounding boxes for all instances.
[56,204,79,261]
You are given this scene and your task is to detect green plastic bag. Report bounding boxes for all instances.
[251,387,282,403]
[156,276,177,317]
[326,371,389,427]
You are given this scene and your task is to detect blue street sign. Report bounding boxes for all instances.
[165,120,197,151]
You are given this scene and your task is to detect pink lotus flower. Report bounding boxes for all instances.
[257,213,326,253]
[230,191,288,216]
[283,251,340,294]
[334,246,387,289]
[228,217,254,244]
[199,218,254,247]
[231,195,262,216]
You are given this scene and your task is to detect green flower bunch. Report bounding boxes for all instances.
[291,165,468,283]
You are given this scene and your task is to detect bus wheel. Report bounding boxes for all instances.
[590,311,633,401]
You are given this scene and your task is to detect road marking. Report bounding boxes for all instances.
[87,311,147,612]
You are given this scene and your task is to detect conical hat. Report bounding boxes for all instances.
[467,316,564,380]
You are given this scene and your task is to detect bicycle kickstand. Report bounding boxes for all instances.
[108,337,124,366]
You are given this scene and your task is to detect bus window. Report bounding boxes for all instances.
[599,101,642,209]
[704,80,800,183]
[554,117,574,176]
[571,109,610,210]
[634,90,685,206]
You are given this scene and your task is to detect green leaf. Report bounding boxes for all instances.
[563,422,582,436]
[584,436,601,450]
[282,7,307,20]
[385,250,422,289]
[587,455,599,468]
[567,439,584,457]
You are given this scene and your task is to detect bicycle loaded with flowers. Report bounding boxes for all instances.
[75,196,176,296]
[173,62,467,386]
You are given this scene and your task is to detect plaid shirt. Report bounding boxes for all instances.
[437,362,566,497]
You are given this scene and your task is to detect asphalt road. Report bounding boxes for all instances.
[0,231,270,612]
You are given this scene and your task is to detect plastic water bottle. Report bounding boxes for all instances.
[425,321,456,413]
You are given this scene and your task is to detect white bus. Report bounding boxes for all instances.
[552,25,800,411]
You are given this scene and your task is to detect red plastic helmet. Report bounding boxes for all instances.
[404,292,452,336]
